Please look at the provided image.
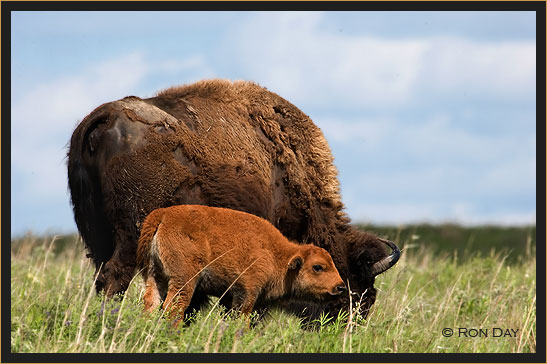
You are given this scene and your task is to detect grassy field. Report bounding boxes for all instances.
[10,225,536,353]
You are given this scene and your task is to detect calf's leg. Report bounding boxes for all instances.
[143,275,162,313]
[230,283,259,315]
[229,285,260,329]
[163,276,198,325]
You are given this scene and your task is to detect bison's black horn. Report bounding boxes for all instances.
[370,238,400,276]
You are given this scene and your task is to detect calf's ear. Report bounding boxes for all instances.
[288,255,303,270]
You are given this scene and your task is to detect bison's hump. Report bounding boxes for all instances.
[147,79,342,205]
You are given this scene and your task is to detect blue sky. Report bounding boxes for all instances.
[11,11,536,236]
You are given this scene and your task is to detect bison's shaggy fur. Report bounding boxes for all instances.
[137,205,346,323]
[67,79,399,318]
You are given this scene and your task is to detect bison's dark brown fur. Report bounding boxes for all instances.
[137,204,346,323]
[67,79,399,318]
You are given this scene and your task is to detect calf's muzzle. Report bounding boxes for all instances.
[330,282,347,296]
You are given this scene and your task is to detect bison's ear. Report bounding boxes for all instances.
[288,255,303,270]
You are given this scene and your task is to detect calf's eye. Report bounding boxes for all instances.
[313,265,324,272]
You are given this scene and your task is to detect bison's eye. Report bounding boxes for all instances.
[313,265,324,273]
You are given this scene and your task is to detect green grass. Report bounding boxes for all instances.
[10,226,536,353]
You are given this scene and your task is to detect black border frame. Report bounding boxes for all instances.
[2,1,545,363]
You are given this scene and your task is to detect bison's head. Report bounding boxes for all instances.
[292,231,401,322]
[345,231,401,315]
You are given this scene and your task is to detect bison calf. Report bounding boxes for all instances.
[137,205,346,322]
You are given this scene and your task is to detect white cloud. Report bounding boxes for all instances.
[232,12,428,109]
[418,37,536,102]
[348,200,536,227]
[11,52,150,205]
[12,52,149,140]
[477,154,536,193]
[230,12,535,110]
[156,55,210,74]
[319,113,535,226]
[447,202,536,226]
[11,52,211,206]
[11,49,214,234]
[11,12,536,232]
[316,116,394,149]
[348,201,440,225]
[11,145,69,200]
[320,113,535,169]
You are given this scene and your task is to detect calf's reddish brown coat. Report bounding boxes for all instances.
[137,205,346,320]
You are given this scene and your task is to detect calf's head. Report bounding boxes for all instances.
[288,245,346,300]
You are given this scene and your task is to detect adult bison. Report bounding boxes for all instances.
[67,79,399,318]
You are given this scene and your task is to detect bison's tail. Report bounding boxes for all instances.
[136,209,165,274]
[67,107,119,274]
[67,111,115,271]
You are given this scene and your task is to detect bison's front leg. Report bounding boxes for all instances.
[100,225,139,297]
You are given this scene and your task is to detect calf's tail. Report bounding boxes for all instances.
[136,209,165,274]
